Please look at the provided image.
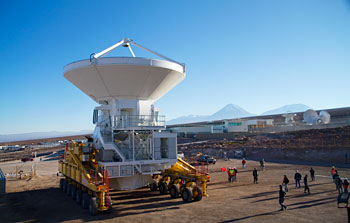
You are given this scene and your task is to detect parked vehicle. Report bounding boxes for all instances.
[21,157,33,162]
[198,155,216,164]
[234,150,243,158]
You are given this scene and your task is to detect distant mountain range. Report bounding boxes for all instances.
[167,104,256,125]
[261,104,311,115]
[167,103,311,125]
[0,130,93,143]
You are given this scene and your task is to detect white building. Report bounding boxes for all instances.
[224,120,249,132]
[247,119,274,128]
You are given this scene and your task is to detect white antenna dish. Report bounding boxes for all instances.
[64,38,186,104]
[319,111,331,124]
[282,113,297,124]
[303,109,318,124]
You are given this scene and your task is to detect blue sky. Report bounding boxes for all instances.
[1,0,349,134]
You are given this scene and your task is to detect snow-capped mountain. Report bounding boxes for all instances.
[167,104,255,125]
[261,104,311,115]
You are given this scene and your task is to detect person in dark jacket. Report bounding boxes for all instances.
[260,158,265,169]
[335,175,343,194]
[304,175,310,194]
[294,170,302,189]
[253,168,258,184]
[279,185,287,211]
[310,167,315,181]
[283,175,290,192]
[343,178,349,193]
[233,167,238,182]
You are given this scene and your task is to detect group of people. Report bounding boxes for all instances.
[279,165,350,211]
[293,170,311,193]
[225,159,348,211]
[227,159,262,184]
[279,168,315,211]
[331,166,349,194]
[227,167,238,182]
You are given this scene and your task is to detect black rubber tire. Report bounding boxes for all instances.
[105,196,113,213]
[66,183,72,196]
[193,186,203,202]
[182,187,193,203]
[82,193,90,209]
[71,185,77,200]
[159,182,168,195]
[59,179,65,191]
[76,189,82,205]
[62,181,67,193]
[170,184,180,198]
[89,197,98,216]
[150,182,158,191]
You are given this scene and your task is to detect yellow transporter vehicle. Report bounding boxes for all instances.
[59,141,210,215]
[152,158,210,202]
[58,142,112,216]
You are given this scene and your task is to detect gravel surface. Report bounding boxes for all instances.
[0,159,349,222]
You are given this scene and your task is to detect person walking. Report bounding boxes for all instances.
[253,168,258,184]
[310,167,315,181]
[227,167,235,182]
[294,170,302,189]
[242,159,246,168]
[279,185,287,211]
[233,167,238,182]
[304,175,310,194]
[283,175,290,192]
[331,166,338,182]
[260,158,265,169]
[335,175,343,194]
[343,178,349,193]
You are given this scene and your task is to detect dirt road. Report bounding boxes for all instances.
[0,159,349,222]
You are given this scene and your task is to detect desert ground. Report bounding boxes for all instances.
[1,158,350,223]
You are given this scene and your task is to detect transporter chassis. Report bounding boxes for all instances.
[151,158,210,203]
[58,143,112,216]
[58,142,210,215]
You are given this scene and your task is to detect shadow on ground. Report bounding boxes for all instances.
[219,210,280,223]
[0,187,185,222]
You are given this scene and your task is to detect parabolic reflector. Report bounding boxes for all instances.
[64,57,186,103]
[319,111,331,124]
[303,109,319,124]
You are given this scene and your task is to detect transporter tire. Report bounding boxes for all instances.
[150,182,158,191]
[76,189,82,205]
[88,197,98,216]
[182,187,193,203]
[159,182,168,195]
[63,181,67,193]
[170,184,180,198]
[82,193,90,209]
[71,185,77,200]
[193,186,203,202]
[66,184,72,196]
[59,179,65,191]
[105,196,113,213]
